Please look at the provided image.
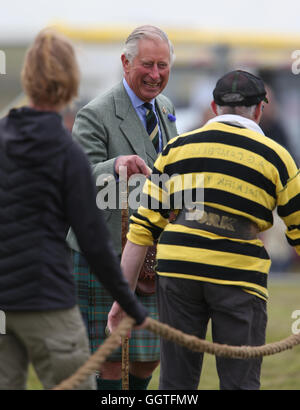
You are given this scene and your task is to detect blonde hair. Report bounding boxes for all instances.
[21,29,80,108]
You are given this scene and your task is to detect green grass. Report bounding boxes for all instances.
[28,366,43,390]
[28,276,300,390]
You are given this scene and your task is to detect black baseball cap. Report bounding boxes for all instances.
[213,70,268,107]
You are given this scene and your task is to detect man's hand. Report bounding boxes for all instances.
[107,301,126,334]
[107,301,149,336]
[115,155,151,178]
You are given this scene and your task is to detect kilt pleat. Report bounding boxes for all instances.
[71,250,160,361]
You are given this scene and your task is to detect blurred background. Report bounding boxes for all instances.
[1,0,299,273]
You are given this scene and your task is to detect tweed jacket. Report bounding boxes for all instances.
[67,81,178,255]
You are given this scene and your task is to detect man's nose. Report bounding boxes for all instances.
[149,64,160,79]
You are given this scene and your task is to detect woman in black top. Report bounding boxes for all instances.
[0,29,147,390]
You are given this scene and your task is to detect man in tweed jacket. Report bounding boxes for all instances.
[67,25,178,390]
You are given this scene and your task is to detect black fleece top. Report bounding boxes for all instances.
[0,107,147,325]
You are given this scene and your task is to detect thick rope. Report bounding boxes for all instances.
[146,317,300,359]
[53,316,300,390]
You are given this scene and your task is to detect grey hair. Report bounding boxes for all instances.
[215,104,257,119]
[122,25,175,65]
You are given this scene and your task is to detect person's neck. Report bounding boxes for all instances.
[29,102,60,113]
[206,114,265,135]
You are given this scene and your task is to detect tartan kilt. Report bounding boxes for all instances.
[71,250,160,361]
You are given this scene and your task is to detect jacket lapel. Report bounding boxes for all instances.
[155,99,177,148]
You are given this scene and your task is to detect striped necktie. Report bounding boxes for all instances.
[143,102,159,152]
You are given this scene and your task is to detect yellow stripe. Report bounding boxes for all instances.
[166,140,274,179]
[201,122,299,185]
[165,173,203,193]
[156,272,268,299]
[277,172,300,206]
[52,23,300,51]
[281,209,300,228]
[130,214,153,229]
[164,222,265,246]
[164,123,298,193]
[127,225,154,246]
[286,224,300,241]
[135,206,168,229]
[142,179,169,205]
[149,125,159,142]
[244,289,268,301]
[165,171,275,210]
[157,244,271,273]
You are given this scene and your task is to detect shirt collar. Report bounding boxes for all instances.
[123,78,155,110]
[206,114,265,136]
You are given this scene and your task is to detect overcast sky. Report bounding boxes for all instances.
[1,0,300,43]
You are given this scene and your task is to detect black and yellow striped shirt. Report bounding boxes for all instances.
[127,120,300,300]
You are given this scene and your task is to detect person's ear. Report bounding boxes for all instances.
[211,101,218,115]
[121,54,130,73]
[254,101,263,122]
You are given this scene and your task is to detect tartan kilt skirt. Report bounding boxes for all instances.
[71,250,160,361]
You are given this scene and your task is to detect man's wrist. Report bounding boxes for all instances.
[113,156,122,181]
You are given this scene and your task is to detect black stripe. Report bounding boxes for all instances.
[277,193,300,217]
[169,188,204,210]
[159,230,269,259]
[288,224,300,231]
[140,193,171,220]
[163,129,289,187]
[147,172,169,193]
[140,192,163,210]
[130,213,163,240]
[164,157,276,198]
[156,259,268,288]
[286,236,300,247]
[204,188,273,221]
[152,165,162,176]
[162,134,192,156]
[169,187,273,223]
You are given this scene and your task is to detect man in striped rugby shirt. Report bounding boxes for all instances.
[108,70,300,390]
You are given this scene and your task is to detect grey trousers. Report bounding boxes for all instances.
[0,306,96,390]
[157,276,267,390]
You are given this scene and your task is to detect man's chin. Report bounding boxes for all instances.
[141,88,163,102]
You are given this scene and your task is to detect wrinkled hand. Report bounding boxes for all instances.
[107,301,126,334]
[115,155,151,179]
[107,302,149,338]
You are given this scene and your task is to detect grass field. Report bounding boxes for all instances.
[28,275,300,390]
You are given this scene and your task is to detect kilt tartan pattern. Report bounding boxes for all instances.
[71,250,160,361]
